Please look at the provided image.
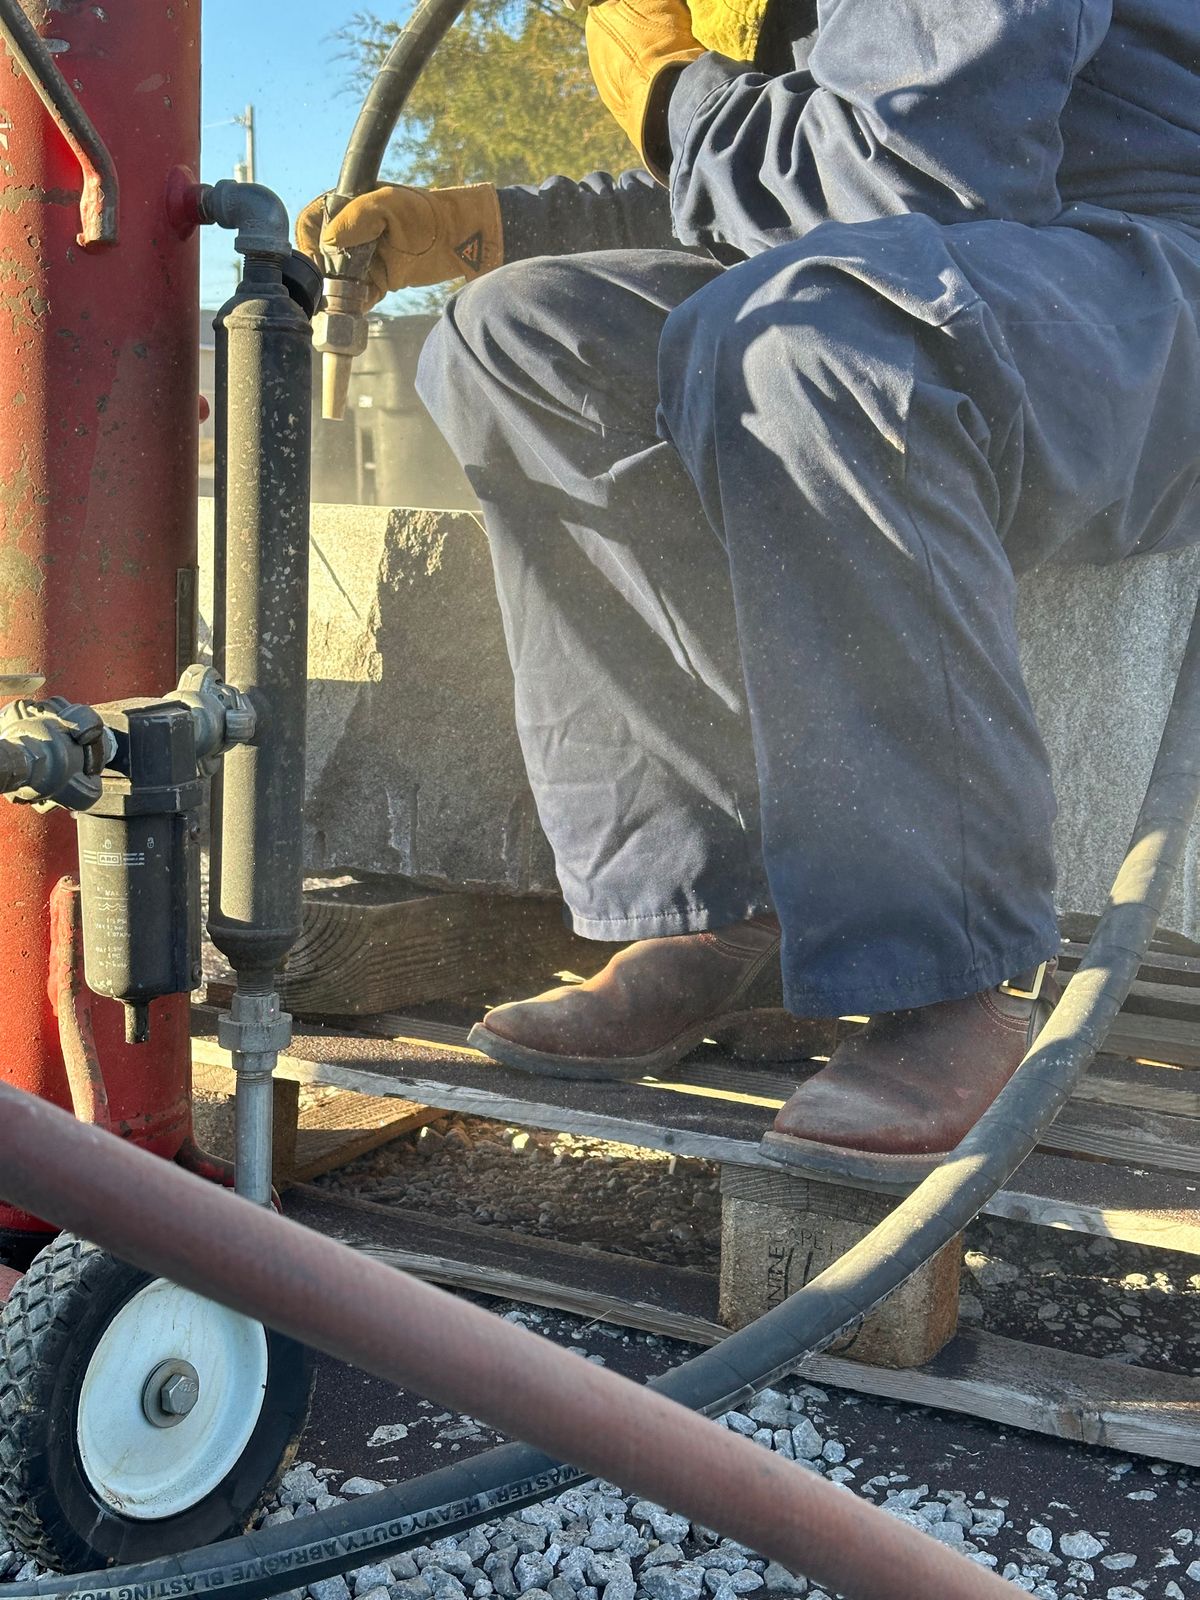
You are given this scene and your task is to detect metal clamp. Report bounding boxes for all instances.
[0,696,117,810]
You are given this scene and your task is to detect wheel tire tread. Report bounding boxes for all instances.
[0,1234,98,1568]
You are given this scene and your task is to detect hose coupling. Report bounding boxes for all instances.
[0,697,117,810]
[313,270,372,421]
[175,664,257,776]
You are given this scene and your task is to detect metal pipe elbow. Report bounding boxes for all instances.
[199,179,290,262]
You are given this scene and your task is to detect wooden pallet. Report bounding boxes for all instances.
[191,933,1200,1462]
[284,1184,1200,1466]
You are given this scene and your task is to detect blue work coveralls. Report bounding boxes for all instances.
[418,0,1200,1019]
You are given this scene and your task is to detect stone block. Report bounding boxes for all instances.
[199,499,1198,931]
[1016,544,1199,940]
[198,498,556,894]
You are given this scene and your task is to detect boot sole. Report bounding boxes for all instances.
[758,1127,944,1192]
[467,1010,833,1084]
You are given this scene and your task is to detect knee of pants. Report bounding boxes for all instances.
[657,248,917,488]
[417,256,609,443]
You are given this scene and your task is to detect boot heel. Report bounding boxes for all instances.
[712,1009,838,1064]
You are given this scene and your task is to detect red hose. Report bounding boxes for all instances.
[0,1083,1019,1600]
[47,877,112,1132]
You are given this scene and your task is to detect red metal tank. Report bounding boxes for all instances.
[0,0,199,1256]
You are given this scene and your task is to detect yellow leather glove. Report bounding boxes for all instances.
[296,184,504,307]
[688,0,768,62]
[585,0,703,181]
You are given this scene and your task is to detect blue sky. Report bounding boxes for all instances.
[200,0,404,307]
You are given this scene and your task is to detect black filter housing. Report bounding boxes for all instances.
[75,702,203,1042]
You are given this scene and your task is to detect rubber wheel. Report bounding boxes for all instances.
[0,1232,314,1573]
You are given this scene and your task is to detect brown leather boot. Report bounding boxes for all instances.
[468,917,829,1081]
[759,963,1058,1187]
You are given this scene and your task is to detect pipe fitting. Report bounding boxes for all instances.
[198,179,291,263]
[175,664,257,775]
[218,989,291,1205]
[216,989,292,1063]
[0,697,116,809]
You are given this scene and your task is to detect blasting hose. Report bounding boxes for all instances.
[334,0,470,203]
[0,593,1197,1600]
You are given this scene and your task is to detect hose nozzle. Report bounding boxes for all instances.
[312,276,371,421]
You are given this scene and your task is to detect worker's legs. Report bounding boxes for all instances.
[658,220,1059,1020]
[658,207,1200,1023]
[655,207,1200,1173]
[418,250,774,939]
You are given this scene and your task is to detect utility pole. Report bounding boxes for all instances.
[233,104,256,183]
[231,105,256,295]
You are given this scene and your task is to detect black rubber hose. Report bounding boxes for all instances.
[10,600,1199,1600]
[333,0,470,205]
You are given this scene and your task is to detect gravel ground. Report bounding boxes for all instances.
[7,1307,1194,1600]
[314,1115,722,1273]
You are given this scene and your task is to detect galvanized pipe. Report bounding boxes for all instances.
[0,1085,1019,1600]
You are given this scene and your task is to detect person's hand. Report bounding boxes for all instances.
[585,0,703,180]
[295,184,503,306]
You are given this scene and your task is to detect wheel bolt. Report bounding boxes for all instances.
[143,1358,202,1427]
[160,1372,200,1416]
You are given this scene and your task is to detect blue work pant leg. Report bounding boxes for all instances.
[658,228,1061,1018]
[417,250,773,939]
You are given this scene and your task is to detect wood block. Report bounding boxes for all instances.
[718,1166,960,1369]
[273,882,606,1017]
[272,1076,300,1185]
[191,1056,438,1188]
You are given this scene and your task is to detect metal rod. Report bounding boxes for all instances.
[0,0,119,245]
[0,1085,1019,1600]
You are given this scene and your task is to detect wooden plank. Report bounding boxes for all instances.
[274,884,605,1017]
[1041,1097,1200,1177]
[198,1012,1200,1180]
[192,1015,1200,1254]
[1103,1013,1200,1069]
[1059,940,1200,986]
[288,1188,1200,1467]
[192,1058,439,1184]
[284,1185,722,1343]
[191,1027,792,1163]
[804,1330,1200,1466]
[1072,1055,1200,1119]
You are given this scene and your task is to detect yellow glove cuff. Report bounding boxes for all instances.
[586,0,702,180]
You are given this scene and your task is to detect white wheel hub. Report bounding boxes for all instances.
[76,1278,269,1520]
